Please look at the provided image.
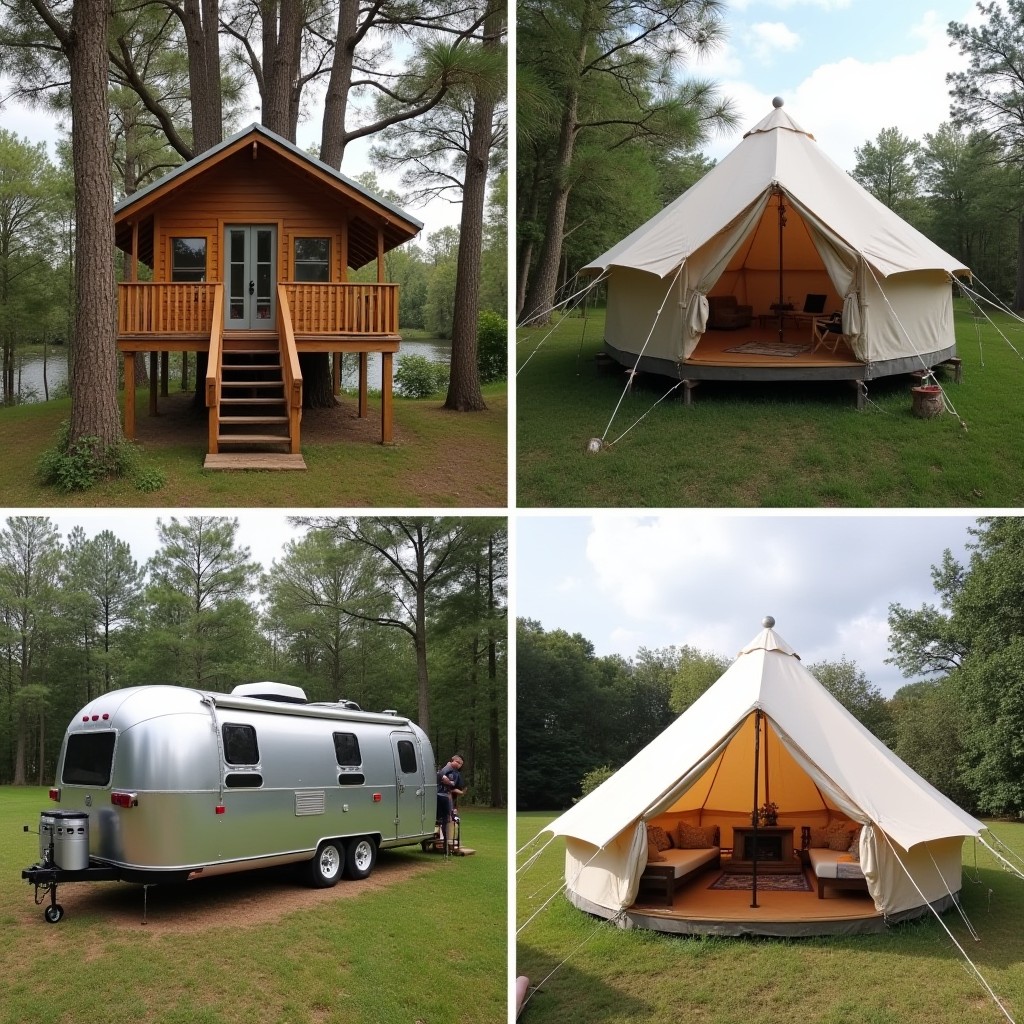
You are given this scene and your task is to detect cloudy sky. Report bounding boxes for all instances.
[693,0,978,170]
[40,511,305,573]
[515,513,983,696]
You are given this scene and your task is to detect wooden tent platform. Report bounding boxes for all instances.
[684,323,862,370]
[570,865,885,937]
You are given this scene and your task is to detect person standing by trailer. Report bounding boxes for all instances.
[437,754,465,843]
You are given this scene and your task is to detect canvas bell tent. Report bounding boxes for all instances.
[543,619,986,937]
[583,101,970,385]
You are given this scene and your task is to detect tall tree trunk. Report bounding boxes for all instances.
[319,0,360,168]
[261,1,302,142]
[516,158,543,320]
[1016,213,1024,312]
[181,0,223,153]
[69,0,121,447]
[521,86,578,325]
[486,535,503,807]
[443,2,503,412]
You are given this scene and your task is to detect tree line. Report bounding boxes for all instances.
[517,0,1024,322]
[519,517,1024,817]
[0,515,507,807]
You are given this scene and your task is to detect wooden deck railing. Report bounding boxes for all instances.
[118,282,219,335]
[205,286,225,454]
[282,282,399,335]
[276,285,303,454]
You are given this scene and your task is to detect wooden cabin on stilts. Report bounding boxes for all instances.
[113,123,423,470]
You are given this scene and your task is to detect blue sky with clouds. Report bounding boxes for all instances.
[515,513,980,696]
[694,1,978,170]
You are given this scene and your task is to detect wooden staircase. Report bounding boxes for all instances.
[205,331,306,470]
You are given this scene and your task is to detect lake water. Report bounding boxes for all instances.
[10,338,451,404]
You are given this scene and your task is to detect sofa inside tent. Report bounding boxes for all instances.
[583,102,970,393]
[543,618,985,937]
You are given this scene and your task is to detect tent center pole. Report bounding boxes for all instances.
[751,708,761,909]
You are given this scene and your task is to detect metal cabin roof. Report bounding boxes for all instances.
[114,122,423,232]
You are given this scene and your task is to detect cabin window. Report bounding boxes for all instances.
[62,732,116,786]
[396,740,417,774]
[333,731,361,767]
[294,237,331,282]
[171,237,207,282]
[225,772,263,788]
[222,724,259,765]
[338,773,365,786]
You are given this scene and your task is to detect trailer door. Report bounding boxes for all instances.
[390,733,426,838]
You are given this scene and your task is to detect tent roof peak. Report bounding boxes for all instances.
[743,102,816,141]
[737,618,800,659]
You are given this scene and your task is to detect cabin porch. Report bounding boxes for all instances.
[116,281,401,468]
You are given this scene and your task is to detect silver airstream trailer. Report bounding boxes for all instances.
[23,682,437,922]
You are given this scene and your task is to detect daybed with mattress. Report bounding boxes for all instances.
[638,823,720,906]
[804,822,869,899]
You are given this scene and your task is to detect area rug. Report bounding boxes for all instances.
[723,341,812,357]
[709,872,812,892]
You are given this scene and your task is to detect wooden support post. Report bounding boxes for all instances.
[160,351,169,397]
[852,379,867,412]
[124,353,137,439]
[130,220,138,282]
[382,351,393,444]
[358,352,368,418]
[333,352,341,397]
[377,227,385,283]
[149,352,158,415]
[680,379,699,406]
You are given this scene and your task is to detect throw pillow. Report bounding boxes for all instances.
[646,825,672,852]
[847,840,861,863]
[647,846,666,863]
[809,826,831,849]
[827,822,854,851]
[676,823,718,849]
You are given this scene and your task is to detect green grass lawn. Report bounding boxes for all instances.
[516,305,1024,507]
[516,811,1024,1024]
[0,382,506,507]
[2,787,506,1024]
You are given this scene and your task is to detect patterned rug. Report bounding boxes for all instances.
[709,871,812,892]
[724,342,812,357]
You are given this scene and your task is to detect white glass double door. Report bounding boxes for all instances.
[225,225,276,329]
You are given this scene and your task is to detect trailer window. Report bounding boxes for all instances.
[225,773,263,788]
[396,740,417,774]
[333,732,361,767]
[222,724,259,765]
[338,773,365,786]
[63,732,116,786]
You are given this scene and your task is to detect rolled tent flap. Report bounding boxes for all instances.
[843,290,862,339]
[685,290,709,336]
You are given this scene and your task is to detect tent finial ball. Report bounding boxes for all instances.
[762,615,776,628]
[772,96,784,108]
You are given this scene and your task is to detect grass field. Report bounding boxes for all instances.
[516,811,1024,1024]
[2,788,506,1024]
[0,382,506,508]
[516,305,1024,507]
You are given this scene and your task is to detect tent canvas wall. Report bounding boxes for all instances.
[584,104,970,381]
[544,621,985,927]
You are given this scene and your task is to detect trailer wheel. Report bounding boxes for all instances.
[344,837,377,880]
[44,904,64,924]
[307,840,344,888]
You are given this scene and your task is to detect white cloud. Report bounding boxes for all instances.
[746,22,801,64]
[730,0,851,10]
[704,9,969,169]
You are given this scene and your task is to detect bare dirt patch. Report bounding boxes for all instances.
[17,852,438,937]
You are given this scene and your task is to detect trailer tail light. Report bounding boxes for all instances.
[215,805,226,814]
[372,793,382,803]
[49,788,60,802]
[111,791,138,808]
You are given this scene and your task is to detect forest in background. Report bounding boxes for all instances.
[519,517,1024,820]
[517,0,1024,321]
[0,515,508,807]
